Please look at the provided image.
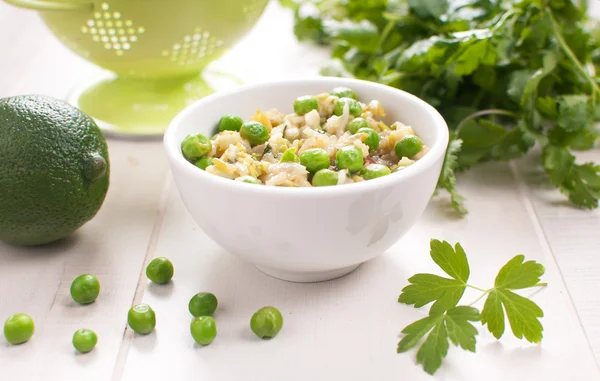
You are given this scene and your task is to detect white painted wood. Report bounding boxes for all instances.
[0,1,598,380]
[0,6,169,379]
[514,149,600,360]
[118,163,599,381]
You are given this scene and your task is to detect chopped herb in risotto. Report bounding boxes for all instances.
[181,87,429,187]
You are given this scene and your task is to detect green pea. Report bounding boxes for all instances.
[3,313,34,345]
[250,306,283,339]
[182,133,212,161]
[236,175,261,184]
[195,157,213,170]
[394,135,423,159]
[356,127,380,152]
[70,274,100,305]
[280,147,300,163]
[312,169,338,187]
[347,118,369,134]
[334,97,362,117]
[360,164,392,180]
[299,148,330,174]
[190,316,217,345]
[72,329,98,353]
[336,146,364,173]
[330,86,357,100]
[294,96,319,116]
[127,304,156,335]
[189,292,218,317]
[146,257,174,284]
[218,114,244,132]
[240,121,269,147]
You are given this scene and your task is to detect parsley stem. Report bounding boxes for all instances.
[468,289,491,307]
[466,284,487,292]
[533,282,548,287]
[545,6,600,102]
[456,109,519,133]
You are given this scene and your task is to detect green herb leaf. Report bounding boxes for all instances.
[285,0,600,211]
[557,95,592,133]
[399,240,470,314]
[436,138,467,214]
[398,306,481,375]
[522,51,558,107]
[407,0,448,19]
[481,255,546,342]
[542,145,600,208]
[396,240,547,375]
[322,19,379,53]
[453,38,497,76]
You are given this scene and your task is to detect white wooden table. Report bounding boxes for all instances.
[1,2,599,380]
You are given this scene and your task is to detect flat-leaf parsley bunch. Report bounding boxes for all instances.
[397,239,547,374]
[281,0,600,213]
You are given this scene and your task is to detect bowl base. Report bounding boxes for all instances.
[255,264,361,283]
[67,70,242,139]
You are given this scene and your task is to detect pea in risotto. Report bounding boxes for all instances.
[181,87,428,187]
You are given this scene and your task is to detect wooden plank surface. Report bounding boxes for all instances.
[0,1,599,380]
[118,163,600,381]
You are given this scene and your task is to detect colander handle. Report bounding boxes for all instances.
[4,0,93,11]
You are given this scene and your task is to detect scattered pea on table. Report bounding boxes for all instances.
[250,306,283,339]
[3,313,34,345]
[70,274,100,305]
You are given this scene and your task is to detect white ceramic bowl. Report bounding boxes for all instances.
[164,78,449,282]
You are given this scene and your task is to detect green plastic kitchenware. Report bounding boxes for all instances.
[4,0,269,137]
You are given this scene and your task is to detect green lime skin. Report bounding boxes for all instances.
[299,148,330,174]
[190,316,217,345]
[294,96,319,116]
[146,257,174,284]
[189,292,218,317]
[330,87,357,100]
[280,147,300,163]
[356,128,380,152]
[394,135,424,159]
[236,176,261,184]
[347,118,369,134]
[194,157,213,170]
[3,313,34,345]
[181,133,212,161]
[70,274,100,305]
[336,146,364,173]
[72,329,98,353]
[361,164,392,180]
[127,304,156,335]
[333,97,362,117]
[0,95,110,246]
[218,114,244,132]
[312,169,339,187]
[250,306,283,339]
[240,121,269,147]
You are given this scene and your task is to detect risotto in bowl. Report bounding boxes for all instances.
[164,78,449,282]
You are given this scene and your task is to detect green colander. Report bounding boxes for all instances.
[5,0,269,137]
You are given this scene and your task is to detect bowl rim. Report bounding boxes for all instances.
[164,77,449,198]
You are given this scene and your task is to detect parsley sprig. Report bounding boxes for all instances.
[397,239,547,375]
[282,0,600,213]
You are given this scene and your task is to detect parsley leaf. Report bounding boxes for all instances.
[481,255,545,342]
[453,38,497,76]
[396,239,547,375]
[284,0,600,212]
[543,145,600,208]
[436,138,467,214]
[397,306,481,375]
[399,240,469,314]
[557,95,592,133]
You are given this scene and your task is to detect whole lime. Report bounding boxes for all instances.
[0,95,110,246]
